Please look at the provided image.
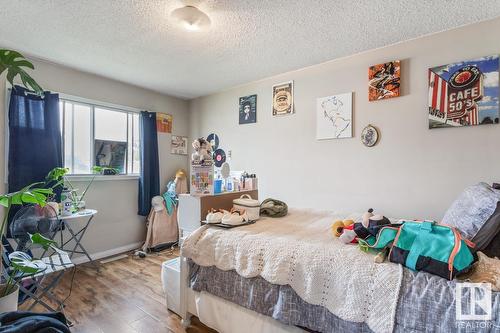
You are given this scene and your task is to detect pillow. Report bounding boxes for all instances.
[442,182,500,250]
[483,232,500,258]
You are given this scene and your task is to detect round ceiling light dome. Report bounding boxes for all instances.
[170,5,211,31]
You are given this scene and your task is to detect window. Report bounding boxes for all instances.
[59,98,140,175]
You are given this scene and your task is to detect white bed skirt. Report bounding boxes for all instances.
[188,288,304,333]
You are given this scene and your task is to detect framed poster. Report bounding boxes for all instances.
[239,94,257,124]
[428,55,499,129]
[94,140,127,173]
[171,135,188,155]
[156,113,173,133]
[316,92,353,140]
[368,60,401,101]
[272,81,294,116]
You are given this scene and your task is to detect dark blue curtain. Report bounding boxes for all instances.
[138,111,159,216]
[8,86,62,192]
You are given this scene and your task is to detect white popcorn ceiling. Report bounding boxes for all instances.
[1,0,500,99]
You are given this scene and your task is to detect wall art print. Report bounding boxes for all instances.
[428,55,499,129]
[368,60,401,101]
[316,92,353,140]
[272,81,294,116]
[239,94,257,124]
[156,113,173,133]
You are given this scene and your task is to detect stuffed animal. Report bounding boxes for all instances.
[334,208,391,244]
[331,219,356,243]
[191,137,213,163]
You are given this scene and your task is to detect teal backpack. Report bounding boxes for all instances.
[362,220,476,280]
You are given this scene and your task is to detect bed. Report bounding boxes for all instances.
[179,209,500,333]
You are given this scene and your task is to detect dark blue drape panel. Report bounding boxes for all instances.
[138,111,160,216]
[8,86,62,192]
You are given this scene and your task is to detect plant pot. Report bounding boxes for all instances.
[0,284,19,313]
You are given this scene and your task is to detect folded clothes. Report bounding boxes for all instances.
[259,198,288,217]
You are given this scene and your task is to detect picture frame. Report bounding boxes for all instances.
[316,92,353,140]
[239,94,257,124]
[171,135,188,155]
[272,81,294,116]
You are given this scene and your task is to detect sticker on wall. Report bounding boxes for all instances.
[316,92,353,140]
[361,125,379,147]
[368,60,401,101]
[428,55,499,129]
[239,95,257,124]
[156,113,173,133]
[171,135,188,155]
[272,81,294,116]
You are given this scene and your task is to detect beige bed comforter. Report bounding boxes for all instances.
[182,209,403,333]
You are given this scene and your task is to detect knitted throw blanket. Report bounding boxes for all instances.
[182,209,403,333]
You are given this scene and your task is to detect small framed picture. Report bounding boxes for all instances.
[239,94,257,124]
[171,135,188,155]
[272,81,294,116]
[156,113,173,133]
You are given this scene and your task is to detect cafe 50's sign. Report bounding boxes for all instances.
[447,66,483,119]
[428,55,499,129]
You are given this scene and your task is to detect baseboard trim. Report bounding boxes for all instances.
[72,241,143,265]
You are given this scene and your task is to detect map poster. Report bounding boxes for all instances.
[316,92,353,140]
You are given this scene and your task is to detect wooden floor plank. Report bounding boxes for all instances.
[19,249,216,333]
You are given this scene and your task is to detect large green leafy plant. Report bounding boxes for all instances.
[0,183,54,298]
[2,233,61,298]
[0,49,43,95]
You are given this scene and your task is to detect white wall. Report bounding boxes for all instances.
[189,17,500,220]
[0,59,190,258]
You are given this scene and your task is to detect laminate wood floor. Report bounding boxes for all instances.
[20,249,217,333]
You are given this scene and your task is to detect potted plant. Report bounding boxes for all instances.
[0,233,60,312]
[45,166,118,213]
[0,184,54,311]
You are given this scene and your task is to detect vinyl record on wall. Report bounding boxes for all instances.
[207,133,219,150]
[213,148,226,167]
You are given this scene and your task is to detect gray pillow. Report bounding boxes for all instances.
[484,231,500,258]
[442,182,500,250]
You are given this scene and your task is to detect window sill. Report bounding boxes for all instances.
[66,174,140,182]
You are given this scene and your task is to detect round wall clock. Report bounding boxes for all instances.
[361,125,379,147]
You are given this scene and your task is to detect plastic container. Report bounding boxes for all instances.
[161,257,180,314]
[233,194,260,220]
[214,179,222,194]
[61,189,73,216]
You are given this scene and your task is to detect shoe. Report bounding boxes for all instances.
[206,209,226,224]
[221,210,248,226]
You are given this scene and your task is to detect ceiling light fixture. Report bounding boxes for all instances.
[170,5,211,32]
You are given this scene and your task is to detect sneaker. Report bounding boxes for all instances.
[221,210,248,226]
[206,209,226,224]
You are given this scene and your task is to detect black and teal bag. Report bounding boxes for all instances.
[364,220,476,280]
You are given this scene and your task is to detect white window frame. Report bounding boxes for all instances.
[59,93,141,179]
[4,82,141,182]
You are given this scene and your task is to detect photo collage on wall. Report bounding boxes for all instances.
[232,54,499,148]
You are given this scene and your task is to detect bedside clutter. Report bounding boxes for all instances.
[177,190,258,240]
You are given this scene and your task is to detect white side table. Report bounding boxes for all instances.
[56,209,98,265]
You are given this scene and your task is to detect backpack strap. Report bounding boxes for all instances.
[361,226,399,250]
[405,221,435,270]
